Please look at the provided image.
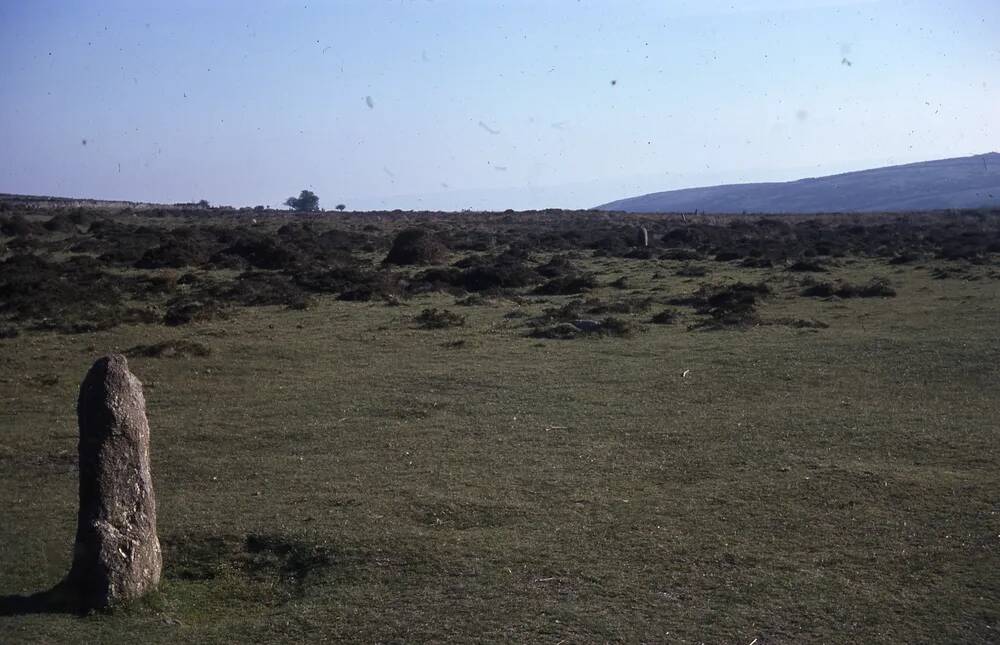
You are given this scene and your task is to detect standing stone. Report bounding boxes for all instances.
[65,354,161,609]
[636,226,649,248]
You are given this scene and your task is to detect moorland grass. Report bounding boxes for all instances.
[1,210,998,643]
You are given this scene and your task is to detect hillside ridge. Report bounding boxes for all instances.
[597,152,1000,213]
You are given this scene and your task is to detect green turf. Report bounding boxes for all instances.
[1,253,998,643]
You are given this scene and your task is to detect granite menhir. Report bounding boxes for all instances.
[65,354,161,609]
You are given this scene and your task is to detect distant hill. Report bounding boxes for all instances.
[597,153,1000,214]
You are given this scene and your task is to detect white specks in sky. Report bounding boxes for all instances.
[478,121,500,135]
[5,2,995,211]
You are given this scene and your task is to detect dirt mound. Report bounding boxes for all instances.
[383,228,448,265]
[414,308,466,329]
[214,236,303,270]
[126,339,212,358]
[533,273,598,295]
[668,282,771,330]
[801,278,896,298]
[530,316,642,339]
[136,239,214,269]
[535,254,577,278]
[651,309,679,324]
[42,213,78,233]
[411,251,540,294]
[291,266,400,301]
[163,299,229,326]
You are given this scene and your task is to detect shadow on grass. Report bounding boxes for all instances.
[0,581,82,616]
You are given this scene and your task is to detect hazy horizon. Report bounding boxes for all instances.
[2,0,998,211]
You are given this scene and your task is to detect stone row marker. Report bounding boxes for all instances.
[636,226,649,248]
[64,354,161,610]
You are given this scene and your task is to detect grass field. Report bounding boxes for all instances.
[1,208,999,643]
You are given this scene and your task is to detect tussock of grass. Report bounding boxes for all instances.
[414,307,466,329]
[801,277,896,298]
[126,339,212,359]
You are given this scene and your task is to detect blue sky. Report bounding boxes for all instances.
[1,0,997,210]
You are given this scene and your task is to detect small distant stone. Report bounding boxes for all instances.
[636,226,649,248]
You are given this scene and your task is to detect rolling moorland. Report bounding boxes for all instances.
[598,152,1000,214]
[1,201,998,643]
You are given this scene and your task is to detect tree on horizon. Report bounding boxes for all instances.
[284,190,320,212]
